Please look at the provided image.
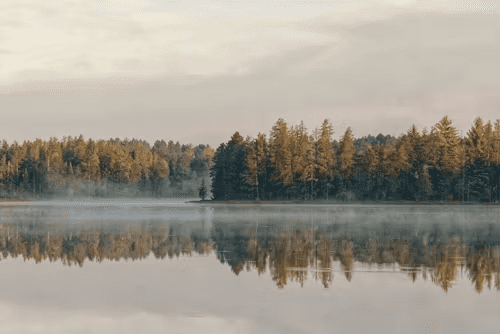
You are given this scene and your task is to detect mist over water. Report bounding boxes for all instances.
[0,200,499,333]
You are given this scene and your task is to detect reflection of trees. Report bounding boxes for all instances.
[314,235,334,288]
[1,222,500,293]
[268,229,313,288]
[212,227,249,276]
[0,224,214,267]
[467,247,500,293]
[239,225,500,292]
[429,237,464,292]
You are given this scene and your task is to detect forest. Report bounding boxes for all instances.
[1,116,499,202]
[0,136,214,198]
[211,116,500,202]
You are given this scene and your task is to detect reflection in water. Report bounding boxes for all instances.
[1,220,500,293]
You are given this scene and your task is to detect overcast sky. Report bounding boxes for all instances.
[1,0,499,147]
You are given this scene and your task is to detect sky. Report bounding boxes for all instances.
[1,0,500,147]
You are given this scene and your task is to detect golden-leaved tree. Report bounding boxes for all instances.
[289,122,310,199]
[150,153,170,197]
[337,127,355,194]
[315,119,335,199]
[246,133,268,200]
[431,116,461,200]
[466,117,492,201]
[269,119,293,198]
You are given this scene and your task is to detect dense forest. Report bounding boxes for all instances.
[1,116,499,202]
[0,136,214,198]
[211,116,500,202]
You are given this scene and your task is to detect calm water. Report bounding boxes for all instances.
[0,199,500,333]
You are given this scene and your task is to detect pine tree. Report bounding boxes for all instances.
[246,133,268,200]
[301,135,318,200]
[0,155,7,196]
[210,143,227,200]
[432,117,461,200]
[289,122,310,199]
[491,120,500,201]
[466,117,491,201]
[315,119,335,199]
[202,145,215,170]
[351,143,370,199]
[268,119,293,198]
[199,178,207,201]
[150,153,169,197]
[337,127,355,193]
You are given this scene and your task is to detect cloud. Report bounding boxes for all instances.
[0,1,338,83]
[1,1,499,145]
[0,49,14,54]
[1,0,498,83]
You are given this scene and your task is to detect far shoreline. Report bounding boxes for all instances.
[189,199,500,206]
[1,197,498,206]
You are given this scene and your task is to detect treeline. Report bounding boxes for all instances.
[0,136,215,198]
[210,116,500,202]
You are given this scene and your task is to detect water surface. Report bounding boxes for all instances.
[0,200,499,333]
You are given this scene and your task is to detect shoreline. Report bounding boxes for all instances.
[189,199,500,205]
[2,197,498,206]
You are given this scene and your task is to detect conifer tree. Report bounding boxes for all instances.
[210,143,227,200]
[315,119,335,199]
[269,119,293,198]
[301,135,318,200]
[432,117,461,200]
[82,140,101,196]
[199,178,207,201]
[289,122,310,199]
[202,145,215,170]
[150,153,169,197]
[490,120,500,201]
[246,133,268,200]
[110,145,132,185]
[466,117,491,201]
[337,127,355,192]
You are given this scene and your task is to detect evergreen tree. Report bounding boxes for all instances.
[466,117,491,201]
[315,119,335,199]
[490,120,500,201]
[289,122,310,199]
[337,127,355,193]
[301,135,318,200]
[246,133,268,200]
[199,178,207,201]
[210,143,228,200]
[150,153,169,197]
[268,119,293,198]
[431,117,461,200]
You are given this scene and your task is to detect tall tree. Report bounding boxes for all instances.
[466,117,491,201]
[490,120,500,201]
[289,122,310,199]
[315,119,335,199]
[431,117,461,200]
[301,135,318,200]
[246,133,268,200]
[268,119,293,198]
[150,153,169,197]
[337,127,355,193]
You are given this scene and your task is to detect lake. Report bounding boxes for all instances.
[0,199,499,333]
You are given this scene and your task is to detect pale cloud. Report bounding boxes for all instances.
[1,0,499,145]
[2,0,498,82]
[0,0,337,82]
